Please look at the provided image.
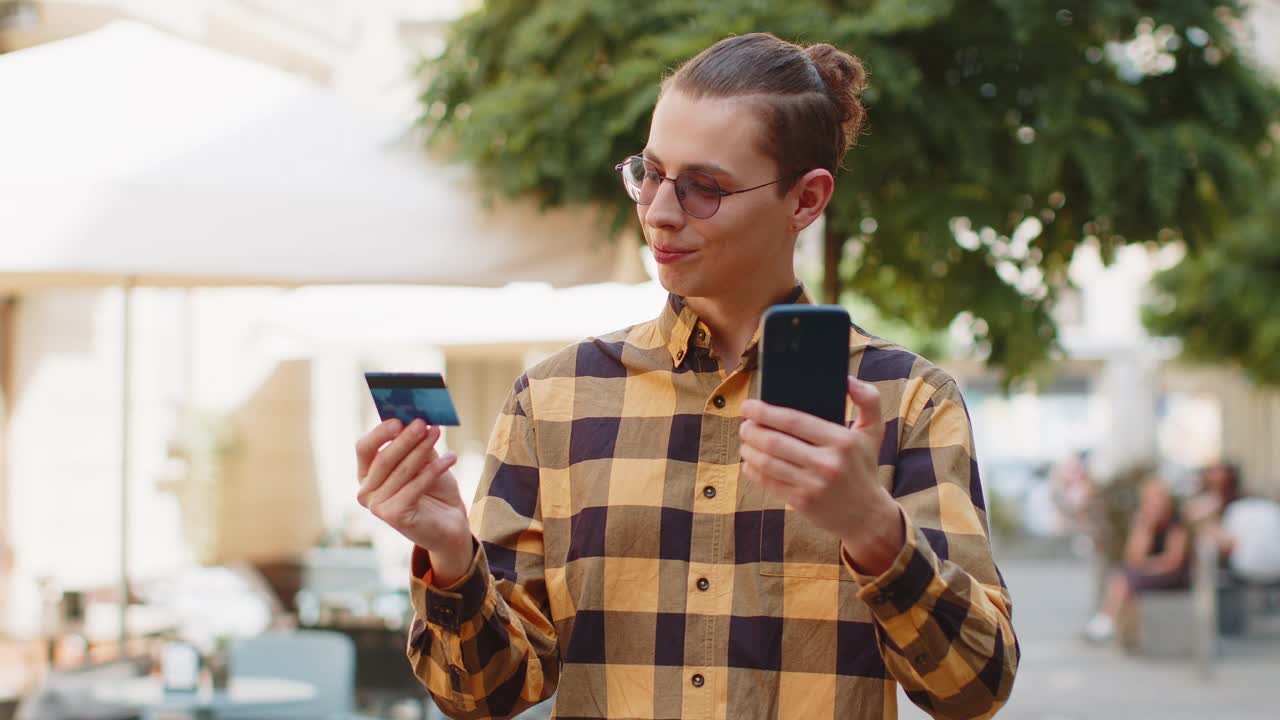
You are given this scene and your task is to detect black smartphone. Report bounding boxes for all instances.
[758,305,850,425]
[365,372,461,426]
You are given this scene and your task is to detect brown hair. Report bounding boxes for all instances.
[662,33,869,192]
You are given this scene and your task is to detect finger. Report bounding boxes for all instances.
[364,420,434,490]
[739,419,816,469]
[739,443,818,492]
[847,377,885,438]
[739,458,770,493]
[363,426,443,508]
[356,418,405,478]
[740,457,796,504]
[741,398,846,446]
[380,452,460,517]
[739,459,767,494]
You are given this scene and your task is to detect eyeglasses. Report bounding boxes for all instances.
[614,155,796,219]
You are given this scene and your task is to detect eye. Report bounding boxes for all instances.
[687,180,719,198]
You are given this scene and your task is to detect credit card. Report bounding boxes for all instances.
[364,372,461,426]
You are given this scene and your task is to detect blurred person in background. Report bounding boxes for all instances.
[1048,450,1109,612]
[1188,462,1280,585]
[1084,477,1191,643]
[1220,497,1280,585]
[1184,461,1243,528]
[355,32,1017,720]
[1050,450,1096,539]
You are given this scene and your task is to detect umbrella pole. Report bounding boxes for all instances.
[118,278,133,654]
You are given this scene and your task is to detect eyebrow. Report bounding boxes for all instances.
[641,149,730,177]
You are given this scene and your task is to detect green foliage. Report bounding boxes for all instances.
[984,486,1023,540]
[420,0,1279,380]
[1144,176,1280,384]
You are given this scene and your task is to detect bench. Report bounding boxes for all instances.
[1121,590,1199,658]
[1117,537,1218,671]
[1119,529,1280,677]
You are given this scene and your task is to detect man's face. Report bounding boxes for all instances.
[637,91,797,299]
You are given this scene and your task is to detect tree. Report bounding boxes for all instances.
[420,0,1278,380]
[1144,174,1280,384]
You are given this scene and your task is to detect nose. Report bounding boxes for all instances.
[643,177,686,232]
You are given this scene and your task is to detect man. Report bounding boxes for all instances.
[357,33,1018,720]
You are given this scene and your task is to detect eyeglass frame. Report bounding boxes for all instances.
[613,154,803,219]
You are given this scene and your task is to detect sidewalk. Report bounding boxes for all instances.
[899,550,1280,720]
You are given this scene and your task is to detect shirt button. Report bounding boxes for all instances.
[696,329,707,341]
[696,578,710,591]
[712,395,726,409]
[702,486,716,499]
[676,350,685,360]
[913,653,930,669]
[448,664,464,691]
[691,673,705,688]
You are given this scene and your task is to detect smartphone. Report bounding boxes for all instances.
[758,305,850,425]
[365,372,461,426]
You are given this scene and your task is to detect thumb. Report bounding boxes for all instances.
[847,377,884,437]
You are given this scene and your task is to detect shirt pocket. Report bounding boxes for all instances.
[757,503,855,581]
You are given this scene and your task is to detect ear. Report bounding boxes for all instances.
[789,168,835,232]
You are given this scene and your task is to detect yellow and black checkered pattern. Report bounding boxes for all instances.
[407,287,1018,720]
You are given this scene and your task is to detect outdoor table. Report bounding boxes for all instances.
[91,675,317,719]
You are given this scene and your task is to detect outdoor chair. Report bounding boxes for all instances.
[219,629,377,720]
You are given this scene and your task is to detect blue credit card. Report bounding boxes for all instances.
[365,372,461,426]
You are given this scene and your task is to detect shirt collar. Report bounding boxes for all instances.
[659,283,813,369]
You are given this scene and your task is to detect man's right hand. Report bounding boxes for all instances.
[356,419,473,585]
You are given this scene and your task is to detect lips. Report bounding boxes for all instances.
[652,244,696,264]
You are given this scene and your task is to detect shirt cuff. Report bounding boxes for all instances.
[842,512,940,621]
[409,538,488,633]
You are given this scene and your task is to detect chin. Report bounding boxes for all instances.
[657,268,740,303]
[654,266,699,298]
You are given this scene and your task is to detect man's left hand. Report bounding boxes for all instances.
[739,377,905,575]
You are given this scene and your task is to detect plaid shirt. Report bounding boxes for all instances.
[407,286,1018,720]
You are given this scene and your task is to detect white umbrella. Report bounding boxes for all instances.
[263,280,668,351]
[0,21,626,290]
[0,21,632,647]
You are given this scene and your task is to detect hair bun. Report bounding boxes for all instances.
[804,43,868,146]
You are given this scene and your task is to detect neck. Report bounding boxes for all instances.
[685,273,799,369]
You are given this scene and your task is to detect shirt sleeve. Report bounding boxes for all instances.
[406,375,558,720]
[841,377,1019,720]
